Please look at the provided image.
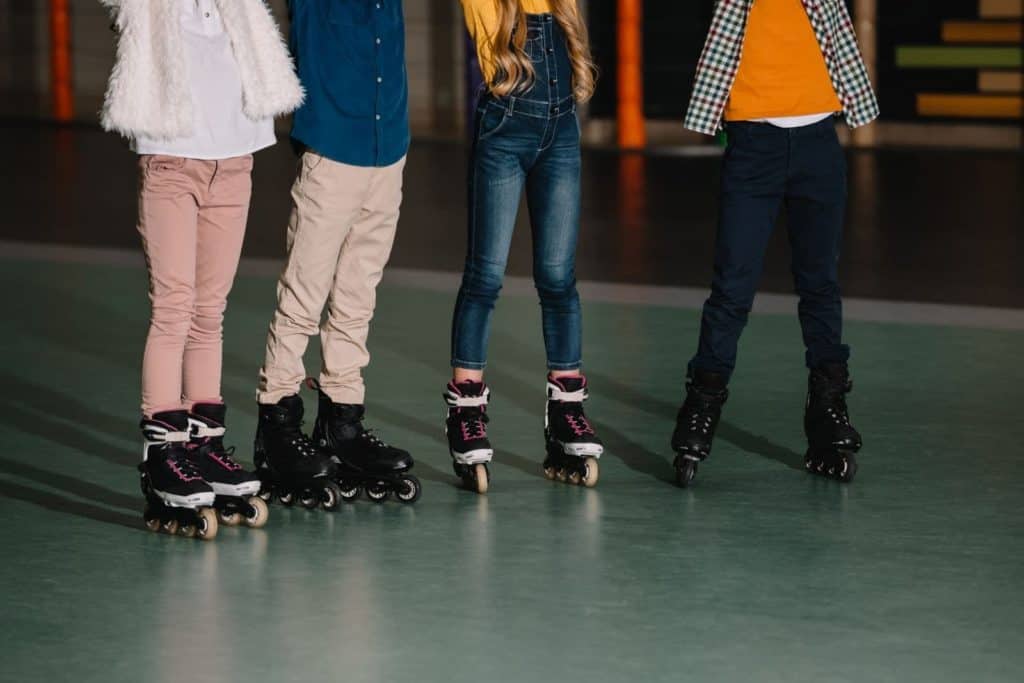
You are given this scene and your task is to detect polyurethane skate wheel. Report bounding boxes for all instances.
[675,459,697,488]
[145,517,162,533]
[472,464,489,495]
[245,497,269,528]
[219,509,242,526]
[179,524,197,538]
[321,481,342,511]
[196,508,218,541]
[338,481,361,502]
[367,481,389,503]
[395,475,422,504]
[278,490,295,506]
[555,468,568,483]
[581,459,599,488]
[543,464,557,480]
[840,453,858,483]
[161,518,179,535]
[299,488,319,509]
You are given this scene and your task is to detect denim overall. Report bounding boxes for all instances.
[451,14,582,371]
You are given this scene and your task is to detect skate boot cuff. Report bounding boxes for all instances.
[547,376,588,402]
[445,381,490,408]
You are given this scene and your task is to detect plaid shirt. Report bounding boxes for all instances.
[684,0,880,135]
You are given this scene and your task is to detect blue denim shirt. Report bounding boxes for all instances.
[289,0,410,167]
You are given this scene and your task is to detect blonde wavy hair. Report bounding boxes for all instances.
[487,0,597,103]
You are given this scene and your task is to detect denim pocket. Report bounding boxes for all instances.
[477,103,509,142]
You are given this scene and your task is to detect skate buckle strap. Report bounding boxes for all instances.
[192,424,225,439]
[446,386,490,408]
[143,424,190,444]
[547,382,587,403]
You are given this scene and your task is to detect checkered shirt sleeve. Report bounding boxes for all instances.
[683,0,880,135]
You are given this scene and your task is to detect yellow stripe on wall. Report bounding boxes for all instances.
[917,93,1023,118]
[980,0,1023,19]
[979,71,1024,92]
[942,21,1022,43]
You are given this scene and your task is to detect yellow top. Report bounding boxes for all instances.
[724,0,842,121]
[460,0,572,84]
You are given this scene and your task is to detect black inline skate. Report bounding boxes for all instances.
[804,363,862,482]
[544,375,603,487]
[254,395,342,510]
[671,370,729,488]
[139,410,218,540]
[187,402,268,528]
[444,380,493,494]
[309,379,421,504]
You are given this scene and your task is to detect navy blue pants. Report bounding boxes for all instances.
[689,118,851,380]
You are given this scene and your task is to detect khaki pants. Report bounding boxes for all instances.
[258,152,405,405]
[137,154,253,417]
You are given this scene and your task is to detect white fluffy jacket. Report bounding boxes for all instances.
[100,0,304,140]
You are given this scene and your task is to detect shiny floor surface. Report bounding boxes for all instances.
[2,257,1022,683]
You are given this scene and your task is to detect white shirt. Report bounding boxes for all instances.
[134,0,276,159]
[756,112,836,129]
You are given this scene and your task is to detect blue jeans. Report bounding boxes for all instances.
[451,14,582,371]
[689,118,851,380]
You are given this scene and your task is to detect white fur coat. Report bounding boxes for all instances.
[100,0,304,140]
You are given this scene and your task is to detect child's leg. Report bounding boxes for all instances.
[784,123,850,369]
[183,155,253,407]
[688,123,788,380]
[257,151,367,405]
[450,131,528,375]
[137,155,200,417]
[317,156,406,404]
[525,112,583,375]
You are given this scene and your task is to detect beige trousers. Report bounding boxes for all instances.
[257,152,406,405]
[137,154,253,417]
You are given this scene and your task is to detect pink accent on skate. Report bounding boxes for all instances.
[169,461,203,482]
[565,414,595,437]
[461,417,487,441]
[209,452,242,471]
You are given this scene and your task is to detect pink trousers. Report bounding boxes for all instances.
[137,154,253,417]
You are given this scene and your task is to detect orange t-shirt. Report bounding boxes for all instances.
[724,0,842,121]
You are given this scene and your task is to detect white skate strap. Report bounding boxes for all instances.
[191,423,226,439]
[546,382,588,403]
[445,385,490,408]
[142,424,190,443]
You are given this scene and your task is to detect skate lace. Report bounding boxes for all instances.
[195,438,244,471]
[458,408,489,441]
[285,428,320,459]
[816,383,852,427]
[562,405,594,437]
[686,393,721,436]
[360,429,391,449]
[168,449,204,481]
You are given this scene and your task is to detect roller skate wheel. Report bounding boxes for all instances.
[675,460,697,488]
[567,469,582,486]
[258,488,274,502]
[196,508,219,541]
[395,475,422,504]
[338,481,361,502]
[278,490,295,506]
[299,488,319,509]
[145,517,162,533]
[321,481,342,511]
[245,496,269,528]
[555,468,568,483]
[472,464,489,495]
[367,481,389,503]
[219,509,242,526]
[179,524,197,538]
[581,459,599,488]
[161,518,179,535]
[543,464,557,480]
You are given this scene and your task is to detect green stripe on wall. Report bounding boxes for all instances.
[896,46,1022,68]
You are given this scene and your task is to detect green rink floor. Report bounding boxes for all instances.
[1,258,1022,683]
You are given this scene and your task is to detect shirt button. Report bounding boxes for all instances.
[376,38,382,45]
[204,12,210,18]
[376,114,382,121]
[377,76,383,83]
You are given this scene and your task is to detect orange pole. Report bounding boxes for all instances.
[50,0,74,121]
[617,0,645,149]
